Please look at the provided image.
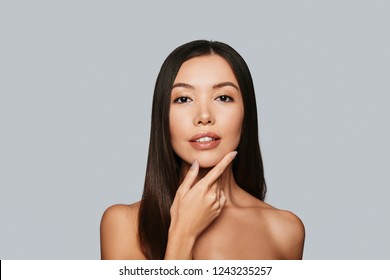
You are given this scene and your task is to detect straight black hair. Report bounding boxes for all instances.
[138,40,266,259]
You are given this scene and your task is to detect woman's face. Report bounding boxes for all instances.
[169,54,244,168]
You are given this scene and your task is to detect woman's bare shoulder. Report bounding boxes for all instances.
[100,201,146,260]
[259,202,305,259]
[101,202,140,223]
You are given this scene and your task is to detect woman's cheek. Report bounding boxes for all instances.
[169,109,189,147]
[222,109,244,144]
[171,109,188,132]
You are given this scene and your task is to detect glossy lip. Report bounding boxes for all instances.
[189,132,221,150]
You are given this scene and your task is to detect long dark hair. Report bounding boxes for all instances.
[138,40,267,259]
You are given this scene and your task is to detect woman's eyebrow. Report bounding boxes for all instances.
[172,82,239,90]
[213,82,239,91]
[172,83,195,89]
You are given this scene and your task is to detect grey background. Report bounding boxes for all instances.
[1,0,389,259]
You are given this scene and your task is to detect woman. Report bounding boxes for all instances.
[100,40,305,260]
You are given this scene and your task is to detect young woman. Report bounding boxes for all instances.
[100,40,305,260]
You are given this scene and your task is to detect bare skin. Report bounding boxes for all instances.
[100,55,305,259]
[100,152,305,260]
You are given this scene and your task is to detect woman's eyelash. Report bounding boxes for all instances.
[216,95,234,102]
[173,96,192,104]
[173,95,233,103]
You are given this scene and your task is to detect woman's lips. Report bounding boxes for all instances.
[189,132,221,150]
[190,139,221,150]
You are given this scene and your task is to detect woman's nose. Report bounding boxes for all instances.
[194,102,215,126]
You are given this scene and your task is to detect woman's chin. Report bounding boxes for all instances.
[197,157,223,169]
[198,162,218,169]
[179,150,233,169]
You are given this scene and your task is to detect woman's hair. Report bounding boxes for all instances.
[138,40,267,259]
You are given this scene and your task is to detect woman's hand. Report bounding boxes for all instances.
[165,151,237,259]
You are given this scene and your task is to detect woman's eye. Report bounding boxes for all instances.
[174,96,192,104]
[216,95,233,102]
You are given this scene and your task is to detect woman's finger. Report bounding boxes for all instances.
[202,151,237,187]
[177,160,199,194]
[209,180,218,193]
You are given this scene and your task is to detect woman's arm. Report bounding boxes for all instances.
[100,203,146,260]
[271,210,306,260]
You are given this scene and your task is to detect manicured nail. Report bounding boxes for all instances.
[230,151,238,159]
[191,160,199,170]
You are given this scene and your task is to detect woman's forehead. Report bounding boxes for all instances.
[173,54,239,88]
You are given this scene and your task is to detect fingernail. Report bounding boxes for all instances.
[230,151,238,159]
[190,160,199,170]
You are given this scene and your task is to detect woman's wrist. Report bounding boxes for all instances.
[164,228,196,260]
